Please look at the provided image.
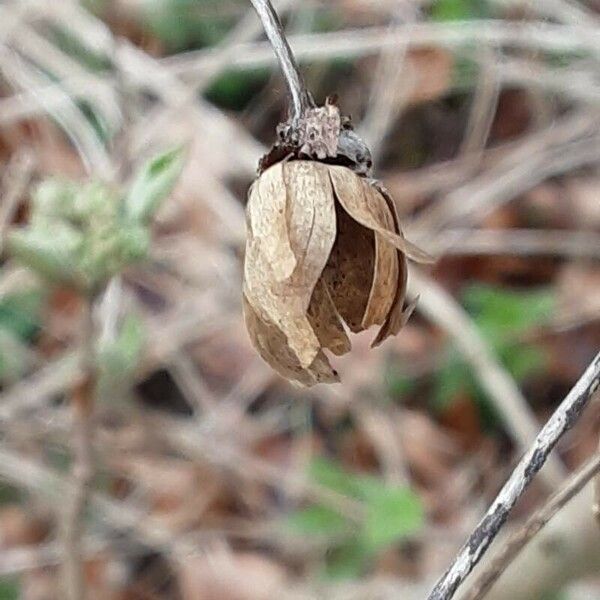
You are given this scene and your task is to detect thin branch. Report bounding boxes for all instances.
[463,453,600,600]
[426,351,600,600]
[427,228,600,259]
[359,4,417,165]
[459,47,500,158]
[164,21,600,77]
[249,0,312,122]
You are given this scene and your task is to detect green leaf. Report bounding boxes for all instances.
[125,147,185,223]
[501,345,547,382]
[0,483,20,505]
[308,457,361,497]
[285,505,349,537]
[385,368,416,398]
[432,352,475,410]
[0,290,43,341]
[362,486,424,552]
[143,0,237,53]
[98,314,145,394]
[31,178,79,221]
[323,541,370,580]
[9,225,82,288]
[463,284,554,339]
[205,68,270,112]
[431,0,489,21]
[0,578,19,600]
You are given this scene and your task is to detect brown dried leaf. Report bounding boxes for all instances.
[321,198,375,333]
[244,162,337,368]
[307,278,351,355]
[243,292,339,386]
[328,165,434,263]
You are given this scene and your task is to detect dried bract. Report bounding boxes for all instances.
[243,160,432,386]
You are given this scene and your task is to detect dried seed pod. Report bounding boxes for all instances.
[243,160,432,386]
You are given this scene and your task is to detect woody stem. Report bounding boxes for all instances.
[249,0,313,122]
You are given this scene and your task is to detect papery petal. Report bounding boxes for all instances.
[328,166,434,264]
[371,186,411,348]
[246,163,296,281]
[244,161,337,369]
[361,194,399,329]
[320,199,375,333]
[243,292,339,386]
[307,278,351,355]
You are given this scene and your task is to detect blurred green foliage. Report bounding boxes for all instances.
[431,0,490,21]
[125,146,186,224]
[0,289,44,383]
[286,457,424,579]
[205,68,271,112]
[98,314,145,396]
[10,147,184,295]
[0,484,21,506]
[434,284,554,426]
[0,290,43,342]
[0,579,19,600]
[144,0,242,52]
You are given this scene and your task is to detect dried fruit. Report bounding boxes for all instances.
[243,160,432,386]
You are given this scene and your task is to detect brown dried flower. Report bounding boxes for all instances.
[243,160,432,386]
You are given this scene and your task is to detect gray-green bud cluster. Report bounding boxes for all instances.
[9,147,184,295]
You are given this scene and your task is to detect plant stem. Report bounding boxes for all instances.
[427,351,600,600]
[463,453,600,600]
[249,0,313,122]
[62,297,97,600]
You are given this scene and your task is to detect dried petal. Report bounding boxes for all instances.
[282,161,336,290]
[307,279,351,355]
[246,162,296,281]
[371,187,411,348]
[361,201,399,329]
[244,161,336,368]
[243,292,339,386]
[320,198,375,333]
[328,165,434,264]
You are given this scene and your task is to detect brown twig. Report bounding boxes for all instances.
[463,454,600,600]
[426,351,600,600]
[61,297,97,600]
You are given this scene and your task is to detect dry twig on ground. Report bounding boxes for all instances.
[463,453,600,600]
[427,351,600,600]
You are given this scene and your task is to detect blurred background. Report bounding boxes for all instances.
[0,0,599,598]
